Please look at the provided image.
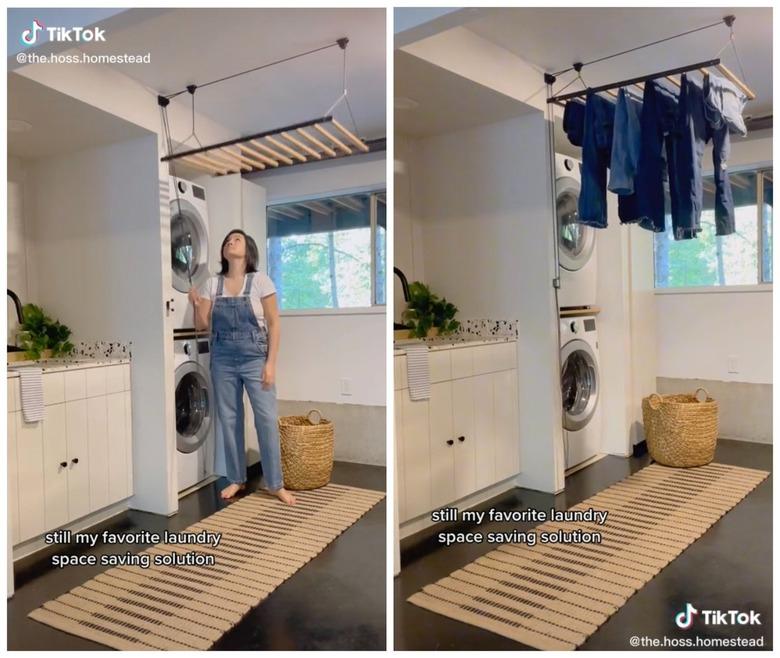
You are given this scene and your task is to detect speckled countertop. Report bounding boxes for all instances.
[7,357,130,378]
[393,335,516,355]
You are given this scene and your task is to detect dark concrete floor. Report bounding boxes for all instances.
[395,439,772,651]
[8,461,386,651]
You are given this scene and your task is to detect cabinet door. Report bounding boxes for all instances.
[125,390,134,496]
[400,393,431,520]
[473,373,496,490]
[66,399,90,521]
[87,396,110,511]
[494,369,521,482]
[394,390,407,523]
[8,412,20,545]
[42,403,69,530]
[452,378,477,499]
[428,382,455,510]
[107,392,129,503]
[16,415,45,541]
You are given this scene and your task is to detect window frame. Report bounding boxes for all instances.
[265,185,387,315]
[653,162,773,294]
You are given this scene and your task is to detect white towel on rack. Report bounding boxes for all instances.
[405,344,431,401]
[19,368,45,423]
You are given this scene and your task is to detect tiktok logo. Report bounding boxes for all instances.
[20,19,44,46]
[675,603,698,629]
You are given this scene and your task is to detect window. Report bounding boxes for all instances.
[654,167,773,288]
[266,190,387,310]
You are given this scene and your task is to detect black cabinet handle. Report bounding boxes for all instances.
[446,439,454,446]
[59,461,67,468]
[458,436,465,442]
[71,458,79,465]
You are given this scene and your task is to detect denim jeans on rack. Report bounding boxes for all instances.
[635,80,681,233]
[578,92,615,228]
[703,74,741,236]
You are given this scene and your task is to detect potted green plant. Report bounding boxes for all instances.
[402,281,461,339]
[17,304,75,360]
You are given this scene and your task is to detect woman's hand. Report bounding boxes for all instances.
[261,362,275,389]
[188,287,203,307]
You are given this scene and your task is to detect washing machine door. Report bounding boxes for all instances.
[556,175,595,272]
[560,339,599,431]
[170,195,209,293]
[175,359,212,453]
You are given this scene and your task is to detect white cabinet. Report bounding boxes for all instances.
[399,387,432,520]
[428,382,455,510]
[395,341,520,523]
[16,414,45,542]
[7,362,133,546]
[66,400,90,521]
[451,378,477,499]
[8,412,20,545]
[42,403,69,531]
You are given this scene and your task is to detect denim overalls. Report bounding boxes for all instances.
[210,273,283,490]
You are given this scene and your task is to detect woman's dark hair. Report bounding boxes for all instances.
[219,229,259,275]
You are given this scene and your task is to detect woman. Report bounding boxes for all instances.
[188,229,295,504]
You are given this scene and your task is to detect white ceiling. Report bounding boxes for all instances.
[395,50,534,138]
[465,7,772,118]
[78,8,386,140]
[8,73,151,159]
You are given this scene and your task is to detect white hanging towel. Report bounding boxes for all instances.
[405,344,431,401]
[19,368,45,423]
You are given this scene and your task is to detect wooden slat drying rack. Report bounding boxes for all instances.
[160,115,384,176]
[158,37,384,176]
[545,15,756,106]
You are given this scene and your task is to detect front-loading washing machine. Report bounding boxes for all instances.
[174,336,215,492]
[560,315,602,470]
[169,176,211,329]
[555,154,598,309]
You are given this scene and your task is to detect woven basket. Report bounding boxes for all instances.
[641,387,719,467]
[278,409,334,490]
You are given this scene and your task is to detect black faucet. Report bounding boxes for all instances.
[7,289,25,352]
[7,289,23,324]
[393,267,411,330]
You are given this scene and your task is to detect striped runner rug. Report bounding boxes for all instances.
[408,462,768,650]
[29,483,385,650]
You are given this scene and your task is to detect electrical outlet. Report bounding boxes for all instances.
[340,378,352,396]
[727,355,739,374]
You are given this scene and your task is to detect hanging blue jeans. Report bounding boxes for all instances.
[635,80,681,233]
[563,99,586,147]
[578,92,615,228]
[609,88,642,195]
[703,74,739,236]
[210,274,284,489]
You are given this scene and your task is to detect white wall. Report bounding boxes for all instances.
[30,135,175,515]
[248,153,387,407]
[7,157,37,344]
[411,114,563,493]
[656,291,772,384]
[655,133,772,386]
[394,134,426,324]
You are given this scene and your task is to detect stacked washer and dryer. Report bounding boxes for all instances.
[554,154,603,471]
[169,176,216,493]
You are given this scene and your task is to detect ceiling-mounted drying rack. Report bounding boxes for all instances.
[158,37,384,177]
[545,14,756,106]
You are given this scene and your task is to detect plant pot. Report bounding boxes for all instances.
[393,327,440,341]
[8,349,54,363]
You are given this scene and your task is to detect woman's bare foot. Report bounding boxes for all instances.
[271,487,296,505]
[220,482,246,500]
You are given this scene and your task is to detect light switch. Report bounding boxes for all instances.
[340,378,352,396]
[727,355,739,374]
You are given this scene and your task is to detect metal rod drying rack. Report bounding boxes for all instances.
[158,37,385,177]
[545,14,756,106]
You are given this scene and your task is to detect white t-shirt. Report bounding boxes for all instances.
[200,272,276,328]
